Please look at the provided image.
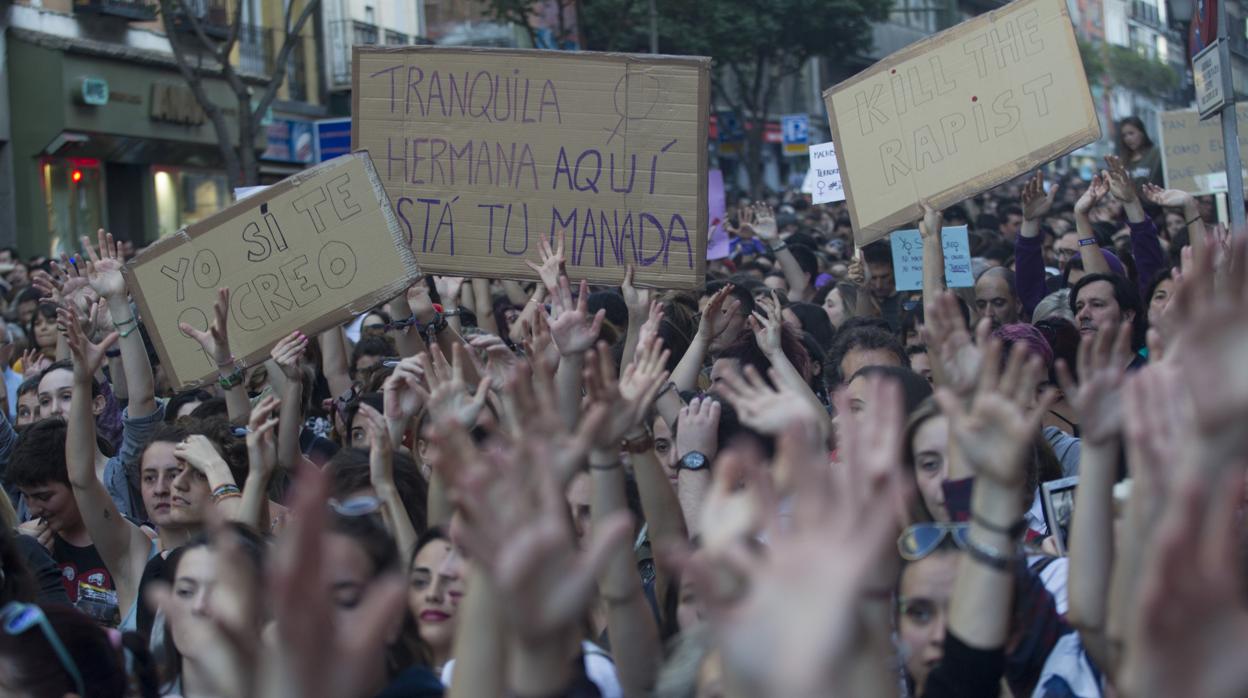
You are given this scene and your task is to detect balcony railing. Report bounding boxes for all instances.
[353,21,379,46]
[386,30,409,45]
[238,26,312,103]
[171,0,231,40]
[72,0,158,21]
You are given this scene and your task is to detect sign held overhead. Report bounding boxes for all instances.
[126,152,421,390]
[823,0,1099,245]
[353,46,711,289]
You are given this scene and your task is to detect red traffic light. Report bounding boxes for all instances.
[71,169,83,183]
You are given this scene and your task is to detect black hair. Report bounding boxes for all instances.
[410,526,449,570]
[16,375,38,398]
[786,245,819,285]
[26,303,59,353]
[164,389,214,424]
[1068,272,1147,349]
[0,527,39,605]
[326,447,428,537]
[40,359,102,398]
[350,335,397,375]
[1144,266,1175,307]
[837,315,893,335]
[0,603,153,698]
[187,398,228,421]
[589,290,629,332]
[981,242,1013,266]
[1000,204,1024,220]
[15,287,41,307]
[847,365,934,416]
[705,280,757,317]
[785,301,836,350]
[861,241,893,266]
[715,322,810,384]
[8,418,69,487]
[138,418,249,486]
[340,392,385,446]
[1116,115,1155,157]
[828,327,909,387]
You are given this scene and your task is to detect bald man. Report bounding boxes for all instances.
[974,267,1022,330]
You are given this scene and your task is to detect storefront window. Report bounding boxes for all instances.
[42,158,104,256]
[153,167,228,238]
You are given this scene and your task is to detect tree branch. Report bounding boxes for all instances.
[253,0,320,131]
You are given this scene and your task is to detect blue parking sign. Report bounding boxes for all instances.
[781,114,809,156]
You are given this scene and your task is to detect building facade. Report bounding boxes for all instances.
[1,0,324,255]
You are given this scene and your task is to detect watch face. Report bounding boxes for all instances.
[681,451,708,470]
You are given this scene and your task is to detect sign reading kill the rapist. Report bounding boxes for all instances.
[824,0,1099,245]
[353,46,711,289]
[126,153,421,390]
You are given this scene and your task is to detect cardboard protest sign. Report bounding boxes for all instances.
[353,46,711,289]
[889,225,974,291]
[1159,105,1248,194]
[126,152,421,390]
[823,0,1099,245]
[806,142,845,204]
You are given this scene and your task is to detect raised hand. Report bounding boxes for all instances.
[270,330,309,381]
[751,202,779,241]
[418,344,491,428]
[179,287,234,367]
[246,395,281,478]
[82,228,127,300]
[699,283,742,344]
[736,203,757,239]
[357,403,396,490]
[750,292,783,356]
[1075,172,1110,216]
[920,291,989,395]
[525,230,567,293]
[1103,156,1139,204]
[680,386,908,696]
[1121,465,1248,698]
[57,305,117,382]
[1055,321,1133,446]
[545,276,605,357]
[676,396,721,461]
[637,299,664,350]
[1021,171,1057,220]
[1141,183,1197,211]
[718,364,820,438]
[19,348,50,378]
[467,334,517,392]
[583,338,669,445]
[432,276,465,306]
[174,434,232,482]
[382,356,425,422]
[934,340,1055,488]
[620,264,652,321]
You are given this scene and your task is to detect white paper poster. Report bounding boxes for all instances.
[806,141,845,204]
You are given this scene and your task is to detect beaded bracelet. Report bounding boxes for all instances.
[218,366,244,390]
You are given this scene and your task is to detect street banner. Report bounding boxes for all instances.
[889,225,974,291]
[353,46,711,289]
[823,0,1099,245]
[126,152,420,390]
[1159,105,1248,194]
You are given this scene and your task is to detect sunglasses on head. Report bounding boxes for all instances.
[1,602,86,697]
[897,522,971,561]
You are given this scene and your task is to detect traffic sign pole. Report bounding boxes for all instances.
[1217,0,1246,232]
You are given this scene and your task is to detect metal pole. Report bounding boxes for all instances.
[649,0,659,54]
[1217,0,1246,232]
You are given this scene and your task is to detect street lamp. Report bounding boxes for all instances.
[1168,0,1194,25]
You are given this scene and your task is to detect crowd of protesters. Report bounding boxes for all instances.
[0,115,1245,698]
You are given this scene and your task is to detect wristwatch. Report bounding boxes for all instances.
[677,451,709,471]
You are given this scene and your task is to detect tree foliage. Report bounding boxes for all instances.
[1106,44,1179,99]
[581,0,892,193]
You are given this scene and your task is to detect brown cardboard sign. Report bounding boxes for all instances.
[1160,105,1248,194]
[125,152,420,390]
[352,46,710,289]
[824,0,1100,246]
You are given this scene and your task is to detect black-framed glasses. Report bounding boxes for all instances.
[897,522,971,561]
[1,602,86,697]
